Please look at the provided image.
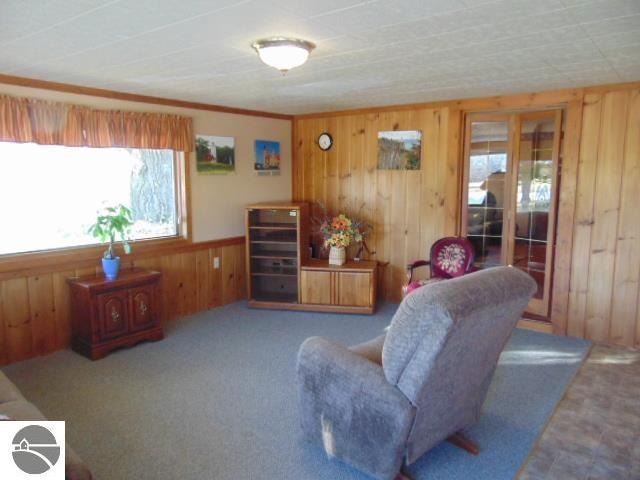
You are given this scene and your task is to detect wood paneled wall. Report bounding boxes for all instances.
[0,241,246,365]
[293,83,640,348]
[293,108,461,302]
[567,88,640,347]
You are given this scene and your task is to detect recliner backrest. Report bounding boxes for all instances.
[382,266,536,461]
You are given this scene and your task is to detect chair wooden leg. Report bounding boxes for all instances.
[394,471,412,480]
[394,464,413,480]
[447,432,479,455]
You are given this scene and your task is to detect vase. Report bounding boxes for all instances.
[102,257,121,280]
[329,246,346,266]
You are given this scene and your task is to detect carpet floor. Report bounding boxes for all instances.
[2,302,590,480]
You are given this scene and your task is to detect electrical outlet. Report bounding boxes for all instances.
[213,257,220,269]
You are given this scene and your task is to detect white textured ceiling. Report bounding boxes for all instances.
[1,0,639,114]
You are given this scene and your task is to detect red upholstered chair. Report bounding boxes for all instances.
[402,236,476,297]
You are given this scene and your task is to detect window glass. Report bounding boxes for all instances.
[466,121,508,269]
[513,117,557,299]
[0,142,177,255]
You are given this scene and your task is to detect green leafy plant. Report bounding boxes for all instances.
[88,204,134,259]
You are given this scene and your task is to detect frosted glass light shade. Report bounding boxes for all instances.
[252,38,315,72]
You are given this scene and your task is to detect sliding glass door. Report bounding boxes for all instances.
[461,110,562,318]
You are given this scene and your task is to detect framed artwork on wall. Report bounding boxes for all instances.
[196,135,235,174]
[377,130,422,170]
[254,140,281,175]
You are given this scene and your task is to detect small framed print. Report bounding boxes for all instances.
[254,140,281,176]
[377,130,421,170]
[196,135,235,174]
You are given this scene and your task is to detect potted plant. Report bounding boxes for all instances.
[88,204,134,280]
[319,213,366,266]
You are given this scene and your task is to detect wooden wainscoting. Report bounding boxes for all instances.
[0,239,246,365]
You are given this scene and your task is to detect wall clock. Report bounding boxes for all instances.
[318,132,333,151]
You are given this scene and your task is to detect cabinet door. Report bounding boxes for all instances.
[129,286,156,332]
[97,291,128,340]
[300,270,331,305]
[338,272,372,307]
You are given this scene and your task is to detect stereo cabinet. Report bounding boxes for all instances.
[246,202,309,308]
[246,202,377,314]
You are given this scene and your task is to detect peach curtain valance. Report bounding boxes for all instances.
[0,95,193,152]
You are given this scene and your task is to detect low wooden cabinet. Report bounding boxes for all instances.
[68,269,163,360]
[300,260,377,314]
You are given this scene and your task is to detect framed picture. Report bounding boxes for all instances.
[377,130,421,170]
[196,135,235,174]
[254,140,281,175]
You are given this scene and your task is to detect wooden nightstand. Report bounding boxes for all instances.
[67,269,163,360]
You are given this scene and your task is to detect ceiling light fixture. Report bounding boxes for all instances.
[251,37,316,73]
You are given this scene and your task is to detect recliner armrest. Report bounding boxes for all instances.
[296,337,414,480]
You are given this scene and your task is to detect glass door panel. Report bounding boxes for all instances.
[462,110,562,320]
[464,118,509,269]
[511,112,561,316]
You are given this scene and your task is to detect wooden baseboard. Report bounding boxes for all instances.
[517,318,553,334]
[247,300,375,315]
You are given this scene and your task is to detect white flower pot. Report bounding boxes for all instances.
[329,246,346,266]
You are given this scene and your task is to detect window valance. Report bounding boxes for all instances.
[0,94,193,152]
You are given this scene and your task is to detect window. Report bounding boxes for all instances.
[0,142,179,256]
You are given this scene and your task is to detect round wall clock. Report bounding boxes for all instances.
[318,132,333,151]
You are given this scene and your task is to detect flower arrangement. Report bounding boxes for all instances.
[320,213,365,249]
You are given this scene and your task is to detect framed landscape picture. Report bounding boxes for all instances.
[196,135,235,174]
[377,130,421,170]
[254,140,281,175]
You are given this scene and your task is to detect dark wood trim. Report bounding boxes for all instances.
[550,99,584,336]
[518,318,553,333]
[447,432,479,455]
[522,311,552,323]
[292,118,298,200]
[72,327,164,360]
[394,473,412,480]
[176,151,192,242]
[294,88,576,119]
[301,259,378,273]
[0,73,293,121]
[181,236,245,251]
[0,235,245,281]
[247,299,375,315]
[3,74,638,122]
[293,81,640,120]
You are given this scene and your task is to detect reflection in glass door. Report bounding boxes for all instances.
[509,111,562,316]
[462,116,511,269]
[461,110,562,318]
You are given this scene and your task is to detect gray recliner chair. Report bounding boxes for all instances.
[296,266,536,480]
